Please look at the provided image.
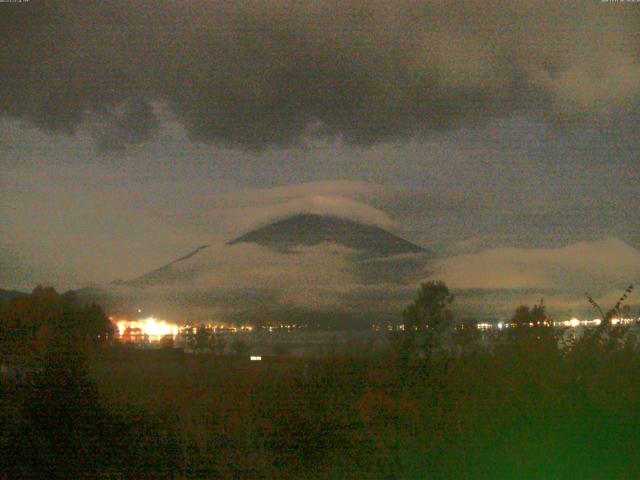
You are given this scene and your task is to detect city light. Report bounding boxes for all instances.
[464,317,638,332]
[109,316,263,346]
[108,315,640,347]
[113,317,179,342]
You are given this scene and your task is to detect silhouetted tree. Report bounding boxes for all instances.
[0,286,113,356]
[394,281,455,363]
[195,323,211,351]
[403,281,454,333]
[587,284,634,327]
[453,319,482,356]
[504,299,558,362]
[583,284,635,353]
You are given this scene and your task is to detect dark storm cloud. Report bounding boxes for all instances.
[2,1,639,150]
[88,99,160,152]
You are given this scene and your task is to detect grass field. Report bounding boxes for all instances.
[78,339,640,479]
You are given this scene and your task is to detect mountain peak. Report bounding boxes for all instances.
[228,213,426,257]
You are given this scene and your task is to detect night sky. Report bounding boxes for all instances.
[1,1,638,320]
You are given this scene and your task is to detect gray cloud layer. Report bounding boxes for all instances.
[2,1,639,150]
[85,236,639,324]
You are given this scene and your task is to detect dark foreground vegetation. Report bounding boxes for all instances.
[1,285,639,479]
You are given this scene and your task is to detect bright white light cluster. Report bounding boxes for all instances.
[109,316,256,344]
[556,318,635,327]
[472,317,638,330]
[115,317,179,342]
[558,318,601,328]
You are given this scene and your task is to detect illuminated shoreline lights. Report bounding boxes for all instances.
[109,316,255,344]
[112,317,179,342]
[109,316,639,343]
[473,317,637,331]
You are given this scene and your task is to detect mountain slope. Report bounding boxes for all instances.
[0,288,28,304]
[228,214,426,258]
[114,245,210,287]
[76,215,430,325]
